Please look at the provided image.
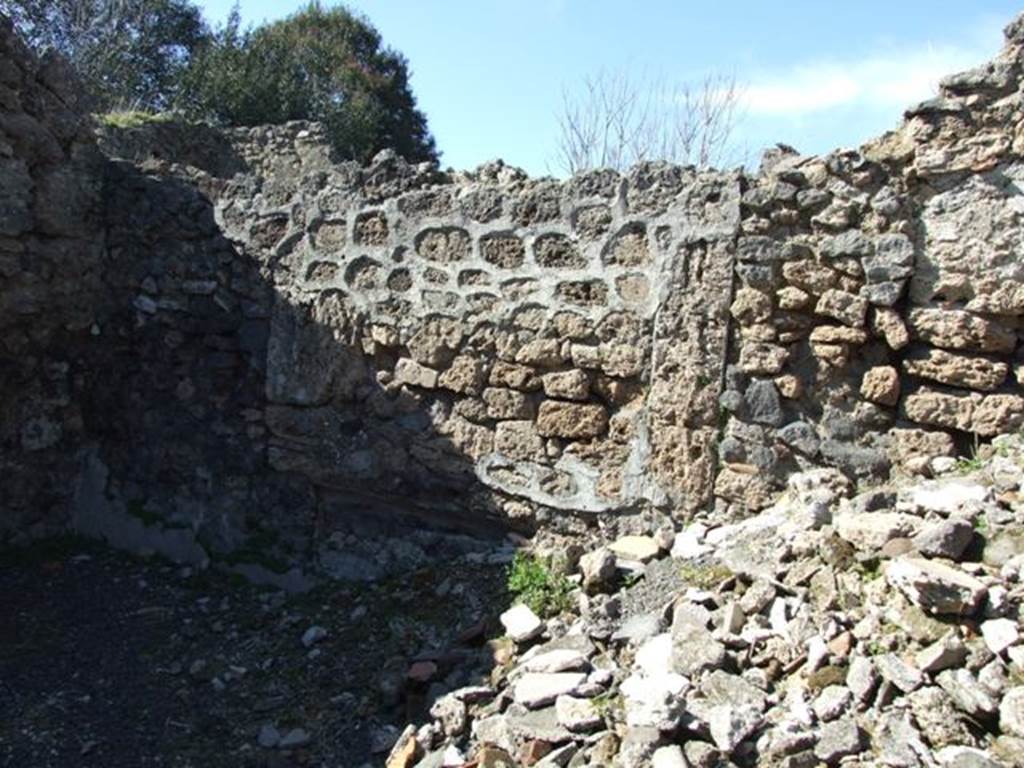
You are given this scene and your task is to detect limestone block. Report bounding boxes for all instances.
[489,361,541,391]
[480,233,525,268]
[811,343,849,368]
[902,387,1024,436]
[353,210,388,245]
[816,289,868,327]
[777,286,811,310]
[886,428,955,467]
[903,348,1009,391]
[495,420,545,461]
[774,374,803,399]
[966,279,1024,316]
[739,342,788,375]
[809,326,868,345]
[536,401,608,439]
[616,273,651,303]
[439,416,494,460]
[393,358,438,389]
[914,168,1024,310]
[541,370,590,401]
[599,344,645,378]
[740,323,777,342]
[406,318,464,367]
[557,279,609,307]
[974,395,1024,436]
[515,339,563,367]
[730,287,772,324]
[603,223,649,266]
[861,366,901,406]
[438,355,487,395]
[453,397,490,423]
[871,307,910,350]
[533,233,584,268]
[906,308,1016,353]
[415,226,470,262]
[713,464,777,509]
[483,387,533,419]
[783,259,843,295]
[863,233,914,283]
[821,230,874,260]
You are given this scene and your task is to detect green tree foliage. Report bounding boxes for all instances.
[178,2,437,164]
[0,0,207,110]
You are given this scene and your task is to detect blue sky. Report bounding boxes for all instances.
[194,1,1020,176]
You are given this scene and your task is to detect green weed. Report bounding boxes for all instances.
[679,562,733,590]
[96,110,172,129]
[506,552,574,618]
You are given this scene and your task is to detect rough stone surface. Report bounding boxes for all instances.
[886,557,988,616]
[860,366,901,406]
[3,10,1024,581]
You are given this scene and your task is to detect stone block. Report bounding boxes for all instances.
[739,342,788,375]
[393,358,438,389]
[489,361,541,391]
[903,348,1009,391]
[816,289,868,327]
[438,355,487,395]
[903,388,1024,436]
[495,420,545,461]
[483,387,533,419]
[860,366,900,406]
[907,308,1016,353]
[730,287,773,324]
[536,401,608,439]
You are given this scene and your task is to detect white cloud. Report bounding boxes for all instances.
[741,37,1002,117]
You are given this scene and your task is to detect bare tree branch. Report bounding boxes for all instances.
[552,68,745,176]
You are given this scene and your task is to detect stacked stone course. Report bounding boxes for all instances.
[2,13,1024,574]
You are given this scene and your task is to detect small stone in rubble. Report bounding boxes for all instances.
[500,603,544,642]
[915,634,967,673]
[519,648,588,674]
[814,718,864,764]
[980,618,1019,655]
[1000,687,1024,738]
[512,672,586,709]
[579,547,616,594]
[886,557,987,616]
[834,512,920,551]
[908,686,977,750]
[554,694,602,732]
[671,622,726,676]
[913,518,975,560]
[429,694,467,736]
[651,744,688,768]
[278,728,311,749]
[875,653,924,693]
[301,625,327,648]
[937,668,999,717]
[608,535,661,563]
[257,724,280,749]
[707,704,764,752]
[846,656,880,703]
[813,685,853,722]
[934,746,1003,768]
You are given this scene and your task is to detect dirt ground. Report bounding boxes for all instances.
[0,538,510,768]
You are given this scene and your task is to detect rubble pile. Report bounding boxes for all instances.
[394,433,1024,768]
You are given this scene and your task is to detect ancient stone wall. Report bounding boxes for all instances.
[213,137,741,532]
[716,29,1024,516]
[0,19,106,536]
[3,13,1024,578]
